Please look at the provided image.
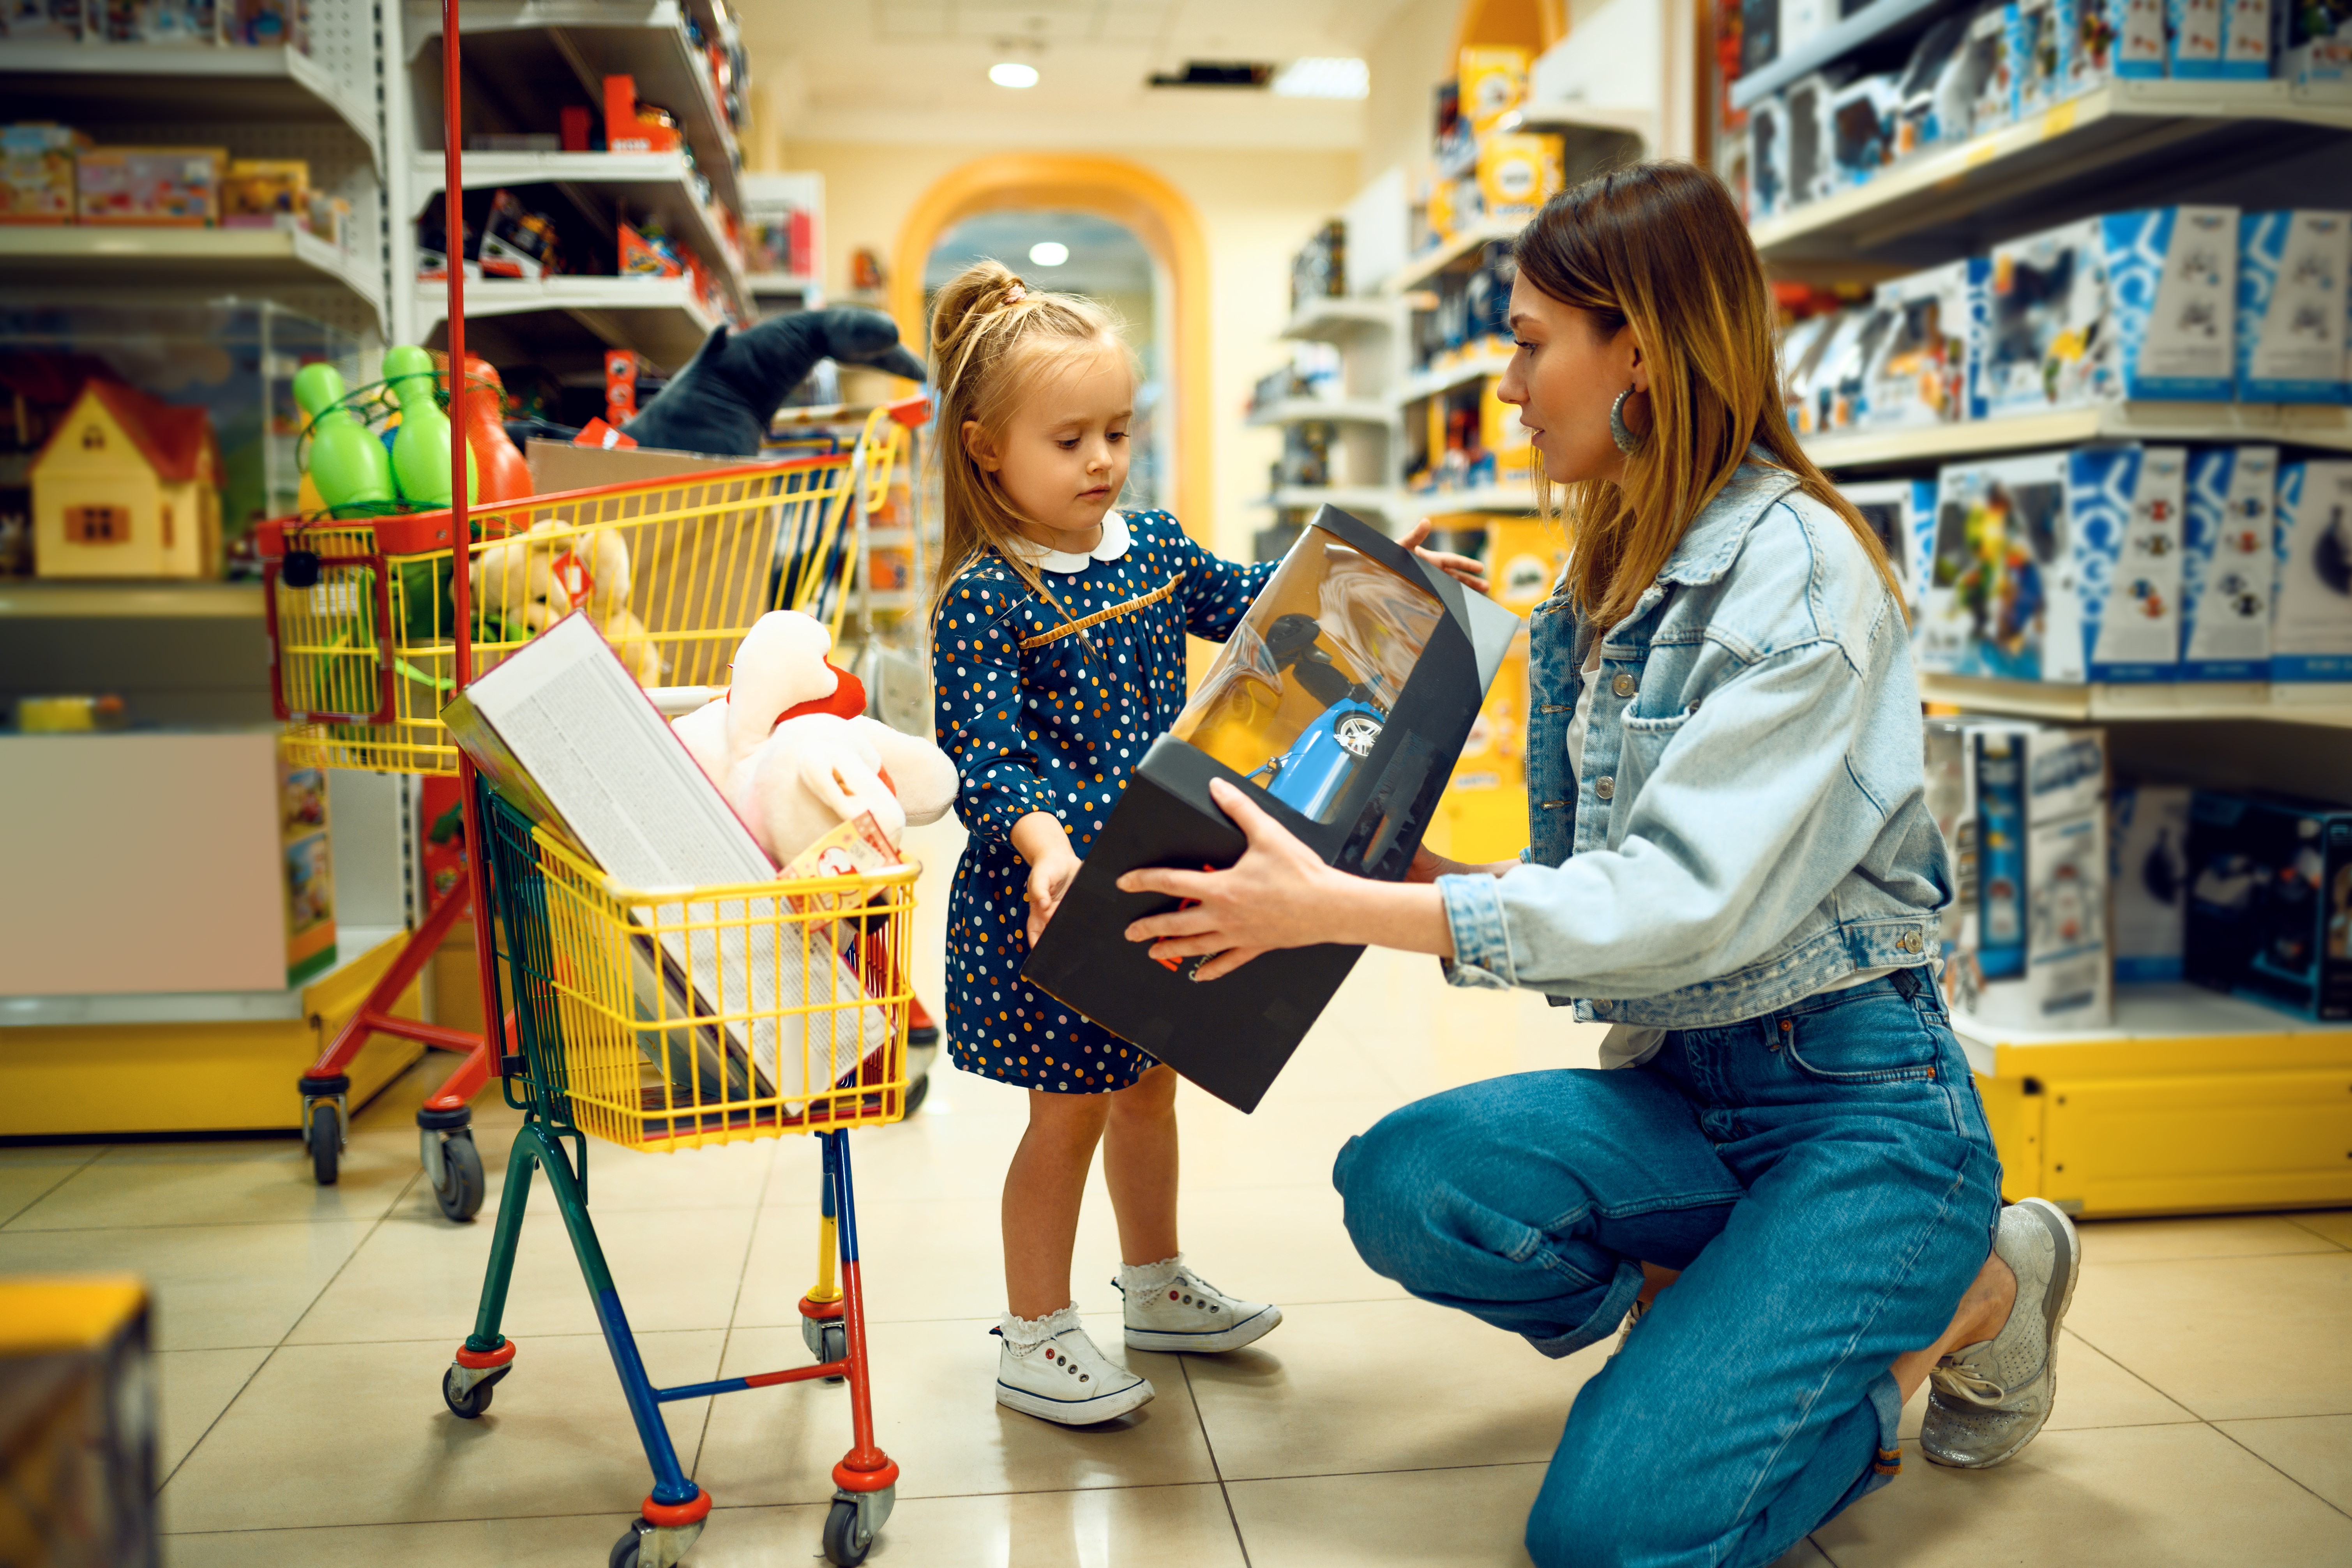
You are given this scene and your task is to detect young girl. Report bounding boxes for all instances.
[926,259,1481,1424]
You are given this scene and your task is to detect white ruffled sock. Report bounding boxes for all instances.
[1117,1253,1187,1300]
[998,1302,1081,1351]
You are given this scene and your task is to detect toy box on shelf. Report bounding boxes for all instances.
[2185,790,2352,1020]
[1424,512,1564,866]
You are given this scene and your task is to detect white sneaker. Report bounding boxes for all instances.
[1116,1255,1282,1354]
[994,1306,1155,1425]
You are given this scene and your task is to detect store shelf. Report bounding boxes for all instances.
[1752,80,2352,268]
[415,275,721,366]
[0,41,381,166]
[0,925,406,1029]
[411,149,747,312]
[1919,673,2352,728]
[1393,350,1517,408]
[0,581,264,620]
[1389,219,1523,294]
[1803,401,2352,469]
[0,225,383,321]
[1246,397,1394,428]
[1265,485,1407,517]
[745,271,821,293]
[1280,297,1402,340]
[404,0,743,214]
[1729,0,1950,111]
[1952,982,2352,1076]
[1508,99,1658,143]
[1409,482,1541,515]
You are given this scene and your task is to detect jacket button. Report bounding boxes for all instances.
[1612,672,1637,698]
[1594,777,1615,801]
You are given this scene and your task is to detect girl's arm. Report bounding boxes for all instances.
[933,581,1059,844]
[1163,513,1493,644]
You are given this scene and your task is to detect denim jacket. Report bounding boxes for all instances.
[1438,462,1951,1027]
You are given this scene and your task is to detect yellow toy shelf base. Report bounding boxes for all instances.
[1959,984,2352,1219]
[0,929,426,1139]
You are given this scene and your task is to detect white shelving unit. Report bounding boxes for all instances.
[1920,674,2352,729]
[0,39,384,170]
[1803,401,2352,470]
[1246,397,1392,429]
[1392,350,1518,410]
[0,224,384,319]
[414,276,722,366]
[1389,218,1523,295]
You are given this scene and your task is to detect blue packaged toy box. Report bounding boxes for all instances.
[2272,459,2352,686]
[2236,210,2352,403]
[2180,444,2278,681]
[2066,443,2187,683]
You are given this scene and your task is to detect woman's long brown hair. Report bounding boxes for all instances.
[1512,161,1900,629]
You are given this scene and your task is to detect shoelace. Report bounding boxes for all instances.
[1928,1359,2008,1406]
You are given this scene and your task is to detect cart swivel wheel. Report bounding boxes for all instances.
[441,1362,507,1419]
[433,1130,486,1222]
[306,1101,340,1187]
[609,1520,649,1568]
[822,1497,877,1566]
[610,1516,701,1568]
[801,1314,848,1382]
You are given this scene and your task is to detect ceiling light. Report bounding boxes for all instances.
[990,61,1039,89]
[1272,57,1370,99]
[1028,241,1068,267]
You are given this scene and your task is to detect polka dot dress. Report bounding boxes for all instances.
[932,510,1275,1094]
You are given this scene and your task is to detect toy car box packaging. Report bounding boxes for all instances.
[0,122,83,224]
[2285,0,2352,90]
[2101,207,2240,400]
[2270,459,2352,686]
[1920,450,2075,678]
[1955,722,2114,1029]
[1865,258,1988,426]
[2184,791,2352,1019]
[1021,507,1522,1113]
[1746,92,1793,221]
[2168,0,2226,73]
[1827,73,1902,191]
[1967,0,2023,132]
[219,157,308,228]
[1804,303,1896,432]
[2065,443,2187,682]
[2179,444,2278,680]
[1894,11,1974,153]
[2111,782,2191,981]
[2068,0,2124,90]
[76,145,224,226]
[1784,69,1849,208]
[2236,211,2352,403]
[1840,477,1937,622]
[2009,0,2075,114]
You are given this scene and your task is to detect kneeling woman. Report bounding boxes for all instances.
[1118,162,2079,1568]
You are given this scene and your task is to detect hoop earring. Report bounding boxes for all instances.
[1609,387,1644,455]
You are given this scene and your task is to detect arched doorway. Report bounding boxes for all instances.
[890,155,1211,542]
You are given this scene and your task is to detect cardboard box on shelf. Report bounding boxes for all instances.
[603,74,682,155]
[1021,507,1521,1113]
[76,146,225,226]
[278,754,336,987]
[1865,258,1986,427]
[2283,0,2352,90]
[2065,443,2186,684]
[1458,45,1531,132]
[2185,790,2352,1020]
[1919,449,2073,679]
[2218,0,2273,76]
[1473,131,1564,226]
[2270,459,2352,685]
[1838,475,1935,622]
[0,123,84,224]
[2112,782,2190,982]
[220,157,308,228]
[2168,0,2226,74]
[1953,722,2113,1031]
[2235,210,2352,404]
[2179,443,2277,680]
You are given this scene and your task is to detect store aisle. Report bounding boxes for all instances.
[0,821,2345,1567]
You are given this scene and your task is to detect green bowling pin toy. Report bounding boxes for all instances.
[384,344,477,507]
[293,363,394,517]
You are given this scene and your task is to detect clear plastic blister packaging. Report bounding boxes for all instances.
[1172,537,1443,823]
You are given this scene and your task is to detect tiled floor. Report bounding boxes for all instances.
[7,819,2350,1566]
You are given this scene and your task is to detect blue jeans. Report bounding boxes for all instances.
[1332,970,2002,1568]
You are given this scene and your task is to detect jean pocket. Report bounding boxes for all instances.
[1778,995,1943,1085]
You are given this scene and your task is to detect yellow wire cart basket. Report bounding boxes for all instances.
[445,781,915,1567]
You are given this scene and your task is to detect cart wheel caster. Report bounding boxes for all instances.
[611,1515,702,1568]
[902,1069,931,1116]
[432,1129,485,1222]
[822,1494,883,1566]
[306,1100,341,1187]
[609,1519,648,1568]
[801,1314,848,1382]
[441,1361,507,1419]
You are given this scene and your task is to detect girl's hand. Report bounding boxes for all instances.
[1025,848,1080,946]
[1399,518,1491,594]
[1117,779,1343,981]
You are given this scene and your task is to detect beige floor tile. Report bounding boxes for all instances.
[1896,1330,2196,1440]
[692,1311,1216,1504]
[287,1199,757,1345]
[0,1144,102,1224]
[0,1220,372,1351]
[2074,1213,2346,1263]
[1185,1297,1602,1481]
[459,1128,781,1215]
[758,1101,1026,1206]
[1814,1424,2352,1567]
[2287,1209,2352,1249]
[9,1141,415,1231]
[2214,1413,2352,1514]
[1226,1463,1546,1568]
[2064,1251,2352,1420]
[159,1332,722,1533]
[156,1346,272,1478]
[166,1485,1247,1568]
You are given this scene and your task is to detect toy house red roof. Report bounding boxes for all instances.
[38,380,219,482]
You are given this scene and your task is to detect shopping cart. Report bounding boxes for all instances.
[258,448,872,1218]
[443,782,912,1567]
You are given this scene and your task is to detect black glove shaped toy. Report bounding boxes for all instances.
[622,307,928,458]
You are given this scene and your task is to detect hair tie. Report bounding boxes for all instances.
[1002,283,1026,305]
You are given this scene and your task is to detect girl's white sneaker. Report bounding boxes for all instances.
[993,1306,1155,1425]
[1115,1255,1282,1354]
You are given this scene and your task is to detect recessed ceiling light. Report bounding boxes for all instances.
[1028,241,1068,267]
[1271,58,1370,99]
[990,62,1039,89]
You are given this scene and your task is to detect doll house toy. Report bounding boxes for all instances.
[32,380,221,579]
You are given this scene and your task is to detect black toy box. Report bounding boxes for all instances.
[2184,791,2352,1021]
[1022,506,1523,1111]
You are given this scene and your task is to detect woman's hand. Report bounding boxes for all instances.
[1118,779,1344,981]
[1399,518,1491,594]
[1011,811,1082,946]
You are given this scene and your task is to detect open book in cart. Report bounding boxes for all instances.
[440,611,895,1125]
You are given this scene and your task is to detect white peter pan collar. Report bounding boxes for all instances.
[1005,510,1132,575]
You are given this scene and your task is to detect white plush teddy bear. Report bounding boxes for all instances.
[674,610,956,867]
